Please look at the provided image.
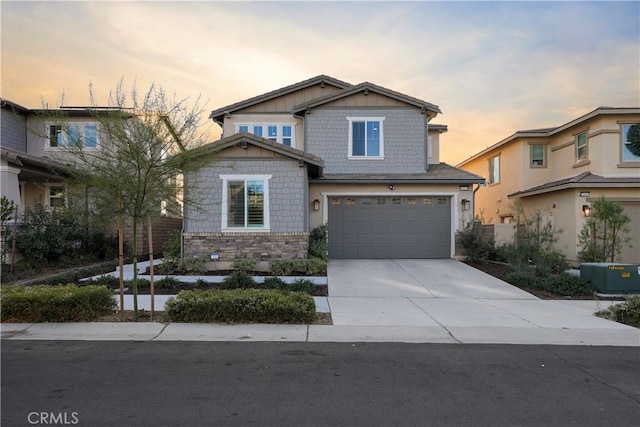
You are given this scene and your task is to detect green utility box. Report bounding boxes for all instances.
[580,263,640,294]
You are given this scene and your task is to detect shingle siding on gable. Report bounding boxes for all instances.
[305,108,426,174]
[1,110,27,151]
[185,159,307,234]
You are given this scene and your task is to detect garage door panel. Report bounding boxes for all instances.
[328,196,451,259]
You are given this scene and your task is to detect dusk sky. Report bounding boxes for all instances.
[2,1,638,165]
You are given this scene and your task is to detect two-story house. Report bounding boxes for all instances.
[457,107,640,264]
[0,99,183,257]
[182,75,484,260]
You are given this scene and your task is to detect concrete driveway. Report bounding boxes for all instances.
[326,259,636,343]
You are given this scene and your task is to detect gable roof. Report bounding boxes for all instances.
[508,171,640,198]
[209,75,352,124]
[311,162,483,184]
[457,107,640,167]
[192,132,324,177]
[291,81,442,117]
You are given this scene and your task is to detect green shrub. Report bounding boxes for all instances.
[179,257,207,274]
[459,221,494,263]
[156,276,182,290]
[595,297,640,328]
[164,289,317,324]
[542,274,594,296]
[195,279,209,288]
[288,278,315,294]
[162,230,181,261]
[220,271,257,289]
[233,258,256,272]
[269,258,326,276]
[46,272,78,286]
[309,224,328,260]
[16,202,84,265]
[1,284,116,322]
[262,276,287,289]
[82,231,119,260]
[505,271,538,288]
[85,275,120,289]
[126,278,150,290]
[156,260,179,275]
[269,259,295,276]
[535,251,570,277]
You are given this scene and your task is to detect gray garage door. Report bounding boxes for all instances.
[328,196,451,259]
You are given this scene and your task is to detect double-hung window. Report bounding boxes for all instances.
[621,123,640,163]
[575,131,588,161]
[488,155,500,184]
[236,124,295,147]
[530,144,546,167]
[347,117,384,158]
[46,123,99,149]
[221,175,271,230]
[46,184,66,208]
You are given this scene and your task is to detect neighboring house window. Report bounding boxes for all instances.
[621,123,640,162]
[46,123,99,149]
[347,117,384,158]
[46,184,65,208]
[488,155,500,184]
[575,131,588,161]
[221,175,271,231]
[530,144,546,167]
[235,124,295,147]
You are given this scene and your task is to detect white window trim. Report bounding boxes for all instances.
[45,183,66,208]
[220,174,271,232]
[488,155,500,185]
[621,123,640,163]
[347,117,385,159]
[44,122,100,151]
[235,123,297,148]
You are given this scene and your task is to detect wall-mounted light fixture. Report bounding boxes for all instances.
[461,199,471,211]
[579,191,590,197]
[582,205,591,217]
[388,185,395,191]
[312,199,320,211]
[459,185,469,191]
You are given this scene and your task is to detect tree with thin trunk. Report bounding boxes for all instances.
[578,197,632,263]
[41,80,211,319]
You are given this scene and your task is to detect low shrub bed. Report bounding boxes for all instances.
[1,284,116,322]
[165,288,317,324]
[595,296,640,328]
[505,271,594,296]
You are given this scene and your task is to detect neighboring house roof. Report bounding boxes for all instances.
[193,132,324,177]
[508,172,640,199]
[457,107,640,167]
[291,81,442,116]
[1,99,30,115]
[209,75,352,124]
[1,147,70,180]
[310,163,484,184]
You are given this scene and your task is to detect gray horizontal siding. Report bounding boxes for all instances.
[1,109,27,151]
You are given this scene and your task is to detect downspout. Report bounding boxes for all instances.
[424,109,429,172]
[472,183,482,222]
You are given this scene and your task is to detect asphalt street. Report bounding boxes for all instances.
[2,341,639,427]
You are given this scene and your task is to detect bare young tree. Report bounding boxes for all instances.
[44,80,211,320]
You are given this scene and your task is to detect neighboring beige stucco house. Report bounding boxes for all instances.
[457,107,640,264]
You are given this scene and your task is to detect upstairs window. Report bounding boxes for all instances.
[488,155,500,184]
[46,123,99,149]
[530,144,546,167]
[347,117,384,158]
[621,123,640,163]
[235,124,295,147]
[576,131,588,161]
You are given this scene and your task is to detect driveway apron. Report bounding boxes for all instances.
[326,259,633,333]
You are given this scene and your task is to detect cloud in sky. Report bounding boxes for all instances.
[2,1,638,164]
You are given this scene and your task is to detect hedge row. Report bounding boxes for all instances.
[1,284,116,322]
[505,272,594,296]
[165,289,317,324]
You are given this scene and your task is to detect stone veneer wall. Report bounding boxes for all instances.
[183,232,309,260]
